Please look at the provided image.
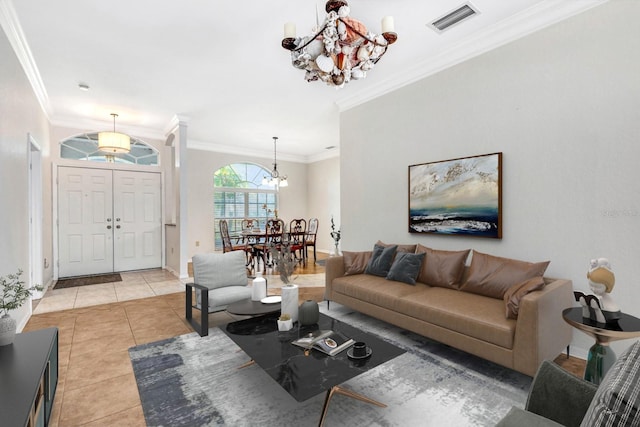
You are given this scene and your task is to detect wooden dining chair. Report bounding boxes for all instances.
[254,218,285,273]
[305,218,319,263]
[219,219,252,264]
[241,218,260,230]
[289,218,307,266]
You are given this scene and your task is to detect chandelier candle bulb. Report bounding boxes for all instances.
[381,16,394,33]
[284,22,296,38]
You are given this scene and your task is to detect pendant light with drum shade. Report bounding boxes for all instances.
[98,113,131,153]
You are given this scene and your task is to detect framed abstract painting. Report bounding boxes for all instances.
[408,152,502,238]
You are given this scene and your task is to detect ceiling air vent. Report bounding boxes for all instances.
[430,3,479,33]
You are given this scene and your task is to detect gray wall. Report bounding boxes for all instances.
[340,1,640,356]
[0,29,51,330]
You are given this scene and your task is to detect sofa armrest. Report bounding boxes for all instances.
[324,256,345,301]
[513,278,574,376]
[525,360,597,427]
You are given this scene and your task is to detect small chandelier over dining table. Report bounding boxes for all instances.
[263,137,289,188]
[281,0,397,87]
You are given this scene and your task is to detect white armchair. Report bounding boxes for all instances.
[186,250,251,336]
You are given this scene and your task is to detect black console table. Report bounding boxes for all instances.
[0,327,59,427]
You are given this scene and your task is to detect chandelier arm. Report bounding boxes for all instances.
[291,23,330,52]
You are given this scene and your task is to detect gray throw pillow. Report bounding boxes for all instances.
[581,340,640,427]
[193,251,247,289]
[386,252,425,285]
[365,244,397,277]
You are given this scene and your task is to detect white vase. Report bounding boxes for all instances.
[333,242,341,256]
[0,314,17,346]
[281,284,299,323]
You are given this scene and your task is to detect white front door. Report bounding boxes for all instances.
[113,170,162,272]
[58,167,114,277]
[58,166,162,277]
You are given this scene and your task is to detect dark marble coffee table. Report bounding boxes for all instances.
[221,312,406,426]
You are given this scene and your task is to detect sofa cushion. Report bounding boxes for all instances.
[376,240,417,254]
[193,251,248,290]
[386,252,425,285]
[581,340,640,427]
[415,245,470,289]
[343,251,372,276]
[461,251,550,299]
[504,277,546,319]
[332,274,427,311]
[396,287,516,349]
[365,244,398,277]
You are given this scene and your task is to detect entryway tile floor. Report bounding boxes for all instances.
[33,269,185,314]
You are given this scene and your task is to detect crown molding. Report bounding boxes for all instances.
[187,139,323,164]
[49,115,165,142]
[0,0,51,119]
[335,0,608,112]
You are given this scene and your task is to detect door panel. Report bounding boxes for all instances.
[113,170,162,272]
[58,167,113,277]
[58,167,161,277]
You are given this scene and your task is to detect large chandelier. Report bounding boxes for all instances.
[281,0,397,87]
[262,137,289,188]
[98,113,130,153]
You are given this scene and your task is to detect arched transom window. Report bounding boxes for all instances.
[60,133,159,165]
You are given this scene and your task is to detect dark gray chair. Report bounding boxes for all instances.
[497,340,640,427]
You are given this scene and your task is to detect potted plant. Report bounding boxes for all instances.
[277,313,293,331]
[0,269,42,346]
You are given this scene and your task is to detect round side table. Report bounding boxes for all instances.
[562,307,640,384]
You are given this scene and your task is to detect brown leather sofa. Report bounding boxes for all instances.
[324,247,573,377]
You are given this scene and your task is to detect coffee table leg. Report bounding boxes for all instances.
[237,359,256,369]
[318,385,386,426]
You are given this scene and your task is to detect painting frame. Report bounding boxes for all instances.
[408,152,502,239]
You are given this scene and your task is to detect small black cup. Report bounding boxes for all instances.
[353,341,367,357]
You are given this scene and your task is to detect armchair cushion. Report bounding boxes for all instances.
[581,340,640,427]
[193,251,247,290]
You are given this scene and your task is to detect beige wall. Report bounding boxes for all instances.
[0,30,51,330]
[340,1,640,356]
[186,149,309,257]
[307,156,340,253]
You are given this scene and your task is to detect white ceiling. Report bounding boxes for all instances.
[2,0,605,162]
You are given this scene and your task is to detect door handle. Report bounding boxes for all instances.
[116,218,121,222]
[116,225,121,229]
[107,225,112,229]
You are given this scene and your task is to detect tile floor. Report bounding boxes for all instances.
[33,269,185,314]
[24,265,327,426]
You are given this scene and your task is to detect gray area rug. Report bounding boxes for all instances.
[129,304,530,426]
